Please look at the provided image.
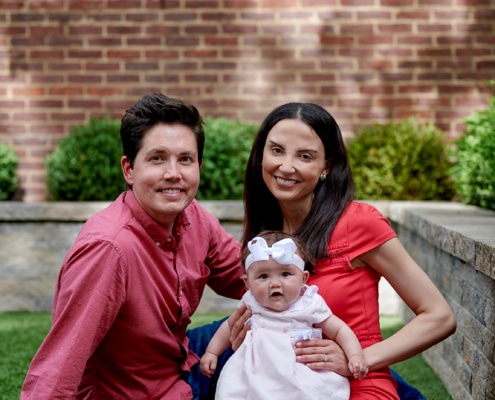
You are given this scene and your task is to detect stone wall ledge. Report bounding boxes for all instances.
[1,200,493,281]
[385,201,495,280]
[0,200,244,222]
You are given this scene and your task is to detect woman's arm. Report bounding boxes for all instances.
[360,237,456,370]
[295,237,456,375]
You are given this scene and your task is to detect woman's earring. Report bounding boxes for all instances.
[319,174,327,181]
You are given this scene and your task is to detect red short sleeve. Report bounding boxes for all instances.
[329,201,397,262]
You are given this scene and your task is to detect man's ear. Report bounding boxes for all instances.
[121,156,133,186]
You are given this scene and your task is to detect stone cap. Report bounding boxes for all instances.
[0,200,244,222]
[0,199,493,279]
[383,201,495,280]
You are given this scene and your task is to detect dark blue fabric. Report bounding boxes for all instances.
[187,319,426,400]
[390,368,426,400]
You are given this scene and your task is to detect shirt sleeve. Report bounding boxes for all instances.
[344,202,397,262]
[310,290,333,325]
[201,209,246,300]
[21,239,126,399]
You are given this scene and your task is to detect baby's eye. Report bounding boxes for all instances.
[282,271,291,277]
[259,273,268,279]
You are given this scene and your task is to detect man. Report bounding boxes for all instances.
[21,93,245,399]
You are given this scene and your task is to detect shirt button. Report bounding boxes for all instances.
[155,242,160,246]
[166,238,172,242]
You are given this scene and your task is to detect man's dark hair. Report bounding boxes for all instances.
[120,93,205,167]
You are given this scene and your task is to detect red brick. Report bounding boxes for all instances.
[12,87,45,97]
[477,60,495,70]
[107,26,141,35]
[49,87,84,95]
[357,11,392,19]
[108,1,142,8]
[396,11,429,19]
[68,50,103,58]
[377,23,413,33]
[380,0,414,5]
[202,12,237,21]
[417,72,453,80]
[341,0,374,5]
[126,13,159,22]
[163,12,196,21]
[30,50,64,59]
[127,38,162,45]
[184,74,218,83]
[70,1,106,10]
[223,25,258,34]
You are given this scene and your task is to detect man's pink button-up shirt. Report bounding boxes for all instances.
[21,190,245,399]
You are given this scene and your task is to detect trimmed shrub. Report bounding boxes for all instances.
[449,85,495,210]
[0,142,19,201]
[347,118,454,201]
[46,116,124,201]
[197,116,258,200]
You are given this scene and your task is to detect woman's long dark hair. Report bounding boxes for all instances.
[242,102,354,267]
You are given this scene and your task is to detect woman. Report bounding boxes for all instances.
[233,102,456,399]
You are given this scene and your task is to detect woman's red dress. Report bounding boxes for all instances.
[308,201,400,400]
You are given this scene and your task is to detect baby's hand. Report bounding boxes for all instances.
[348,355,368,380]
[200,352,218,378]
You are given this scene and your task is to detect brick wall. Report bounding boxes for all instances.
[1,0,494,202]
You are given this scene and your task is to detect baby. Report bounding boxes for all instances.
[200,231,368,400]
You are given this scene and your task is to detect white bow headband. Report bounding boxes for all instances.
[245,237,305,271]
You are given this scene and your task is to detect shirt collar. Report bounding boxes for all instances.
[122,190,190,244]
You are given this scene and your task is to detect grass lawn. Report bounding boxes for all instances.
[0,312,451,400]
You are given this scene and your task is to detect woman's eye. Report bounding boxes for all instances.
[271,147,282,154]
[300,153,312,161]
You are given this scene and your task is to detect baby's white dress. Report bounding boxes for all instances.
[215,284,350,400]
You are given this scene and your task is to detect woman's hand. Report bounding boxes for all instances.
[294,339,351,377]
[227,303,252,351]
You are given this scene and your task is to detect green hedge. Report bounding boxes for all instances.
[347,118,454,201]
[197,116,257,200]
[449,84,495,210]
[0,142,19,201]
[46,116,124,201]
[46,114,466,204]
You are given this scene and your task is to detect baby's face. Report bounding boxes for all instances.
[243,259,308,312]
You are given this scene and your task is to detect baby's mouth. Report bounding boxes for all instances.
[270,291,283,297]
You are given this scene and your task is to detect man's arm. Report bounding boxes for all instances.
[21,240,125,399]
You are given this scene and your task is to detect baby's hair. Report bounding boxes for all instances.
[241,230,310,271]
